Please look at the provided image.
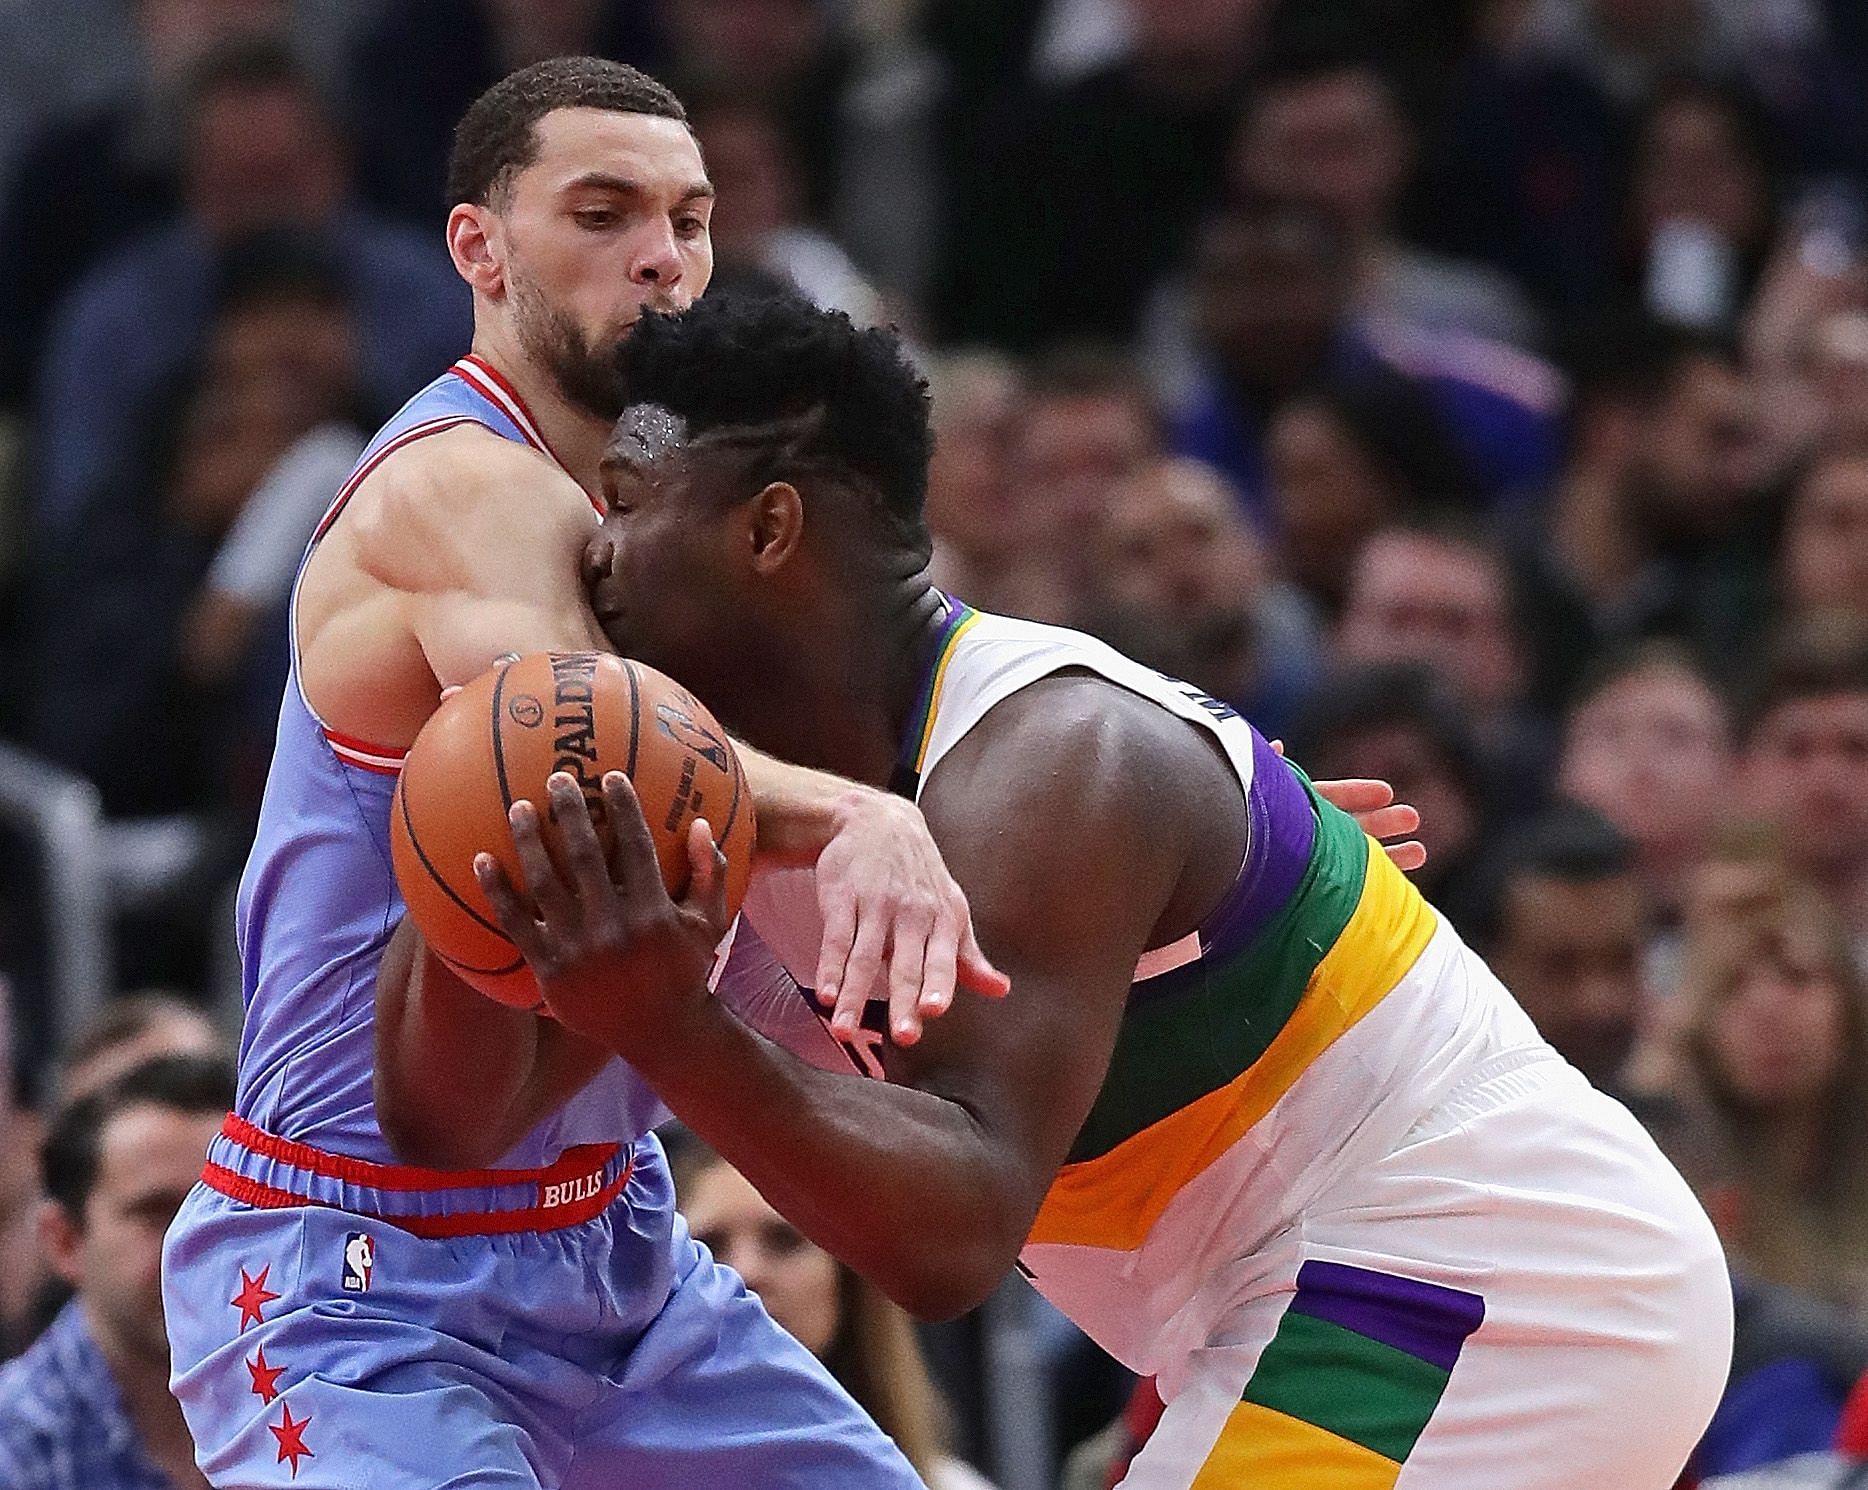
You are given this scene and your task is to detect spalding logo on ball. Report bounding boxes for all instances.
[388,652,756,1007]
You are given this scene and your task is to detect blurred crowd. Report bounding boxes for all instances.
[2,0,1868,1486]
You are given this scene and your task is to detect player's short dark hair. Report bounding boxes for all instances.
[448,56,687,209]
[41,1054,234,1222]
[1740,622,1868,741]
[618,292,935,554]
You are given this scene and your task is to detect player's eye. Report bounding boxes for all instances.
[574,209,616,230]
[674,215,706,238]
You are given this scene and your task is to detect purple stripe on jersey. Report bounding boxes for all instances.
[1196,728,1317,963]
[1291,1260,1486,1373]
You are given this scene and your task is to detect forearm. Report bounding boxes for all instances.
[374,926,574,1167]
[736,743,872,866]
[634,997,1029,1318]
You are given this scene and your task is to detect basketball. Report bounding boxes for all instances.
[389,651,756,1007]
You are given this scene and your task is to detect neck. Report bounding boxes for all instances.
[465,328,612,493]
[726,579,947,788]
[82,1300,205,1486]
[1756,1104,1828,1192]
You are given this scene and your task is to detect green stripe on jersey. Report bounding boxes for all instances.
[1065,797,1368,1164]
[1243,1309,1452,1464]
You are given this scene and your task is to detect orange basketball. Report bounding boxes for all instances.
[389,651,756,1007]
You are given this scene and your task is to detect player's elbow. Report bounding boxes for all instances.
[880,1221,1024,1322]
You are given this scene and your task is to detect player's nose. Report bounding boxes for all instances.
[631,220,683,286]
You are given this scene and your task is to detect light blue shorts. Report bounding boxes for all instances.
[162,1128,919,1489]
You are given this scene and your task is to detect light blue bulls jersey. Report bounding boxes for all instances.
[162,356,919,1490]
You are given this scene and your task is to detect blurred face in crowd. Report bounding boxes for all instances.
[1124,0,1268,68]
[925,358,1025,565]
[454,107,713,420]
[186,81,346,241]
[1590,0,1699,46]
[665,0,826,93]
[1808,314,1868,450]
[1633,92,1771,253]
[1558,662,1733,863]
[1781,455,1868,623]
[1097,459,1265,672]
[683,1159,840,1357]
[1491,870,1648,1087]
[135,0,285,80]
[1233,68,1410,242]
[691,104,798,258]
[1335,532,1523,715]
[1267,399,1403,605]
[210,291,361,425]
[1705,929,1848,1114]
[1012,388,1158,542]
[169,355,310,534]
[41,1104,224,1366]
[1632,354,1764,532]
[1193,214,1350,397]
[1743,690,1868,879]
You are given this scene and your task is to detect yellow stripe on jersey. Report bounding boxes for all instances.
[1192,1401,1402,1490]
[1028,841,1437,1253]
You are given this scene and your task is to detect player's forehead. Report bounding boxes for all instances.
[604,403,690,472]
[519,108,708,201]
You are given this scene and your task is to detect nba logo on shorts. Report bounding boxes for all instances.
[342,1232,375,1292]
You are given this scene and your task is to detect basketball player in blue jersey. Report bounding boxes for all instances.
[159,58,1016,1490]
[466,295,1733,1489]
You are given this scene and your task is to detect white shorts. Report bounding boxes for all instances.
[1118,1050,1733,1489]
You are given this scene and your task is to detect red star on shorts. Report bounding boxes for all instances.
[270,1403,313,1478]
[245,1345,285,1404]
[230,1265,280,1332]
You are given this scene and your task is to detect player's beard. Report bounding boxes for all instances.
[509,268,632,422]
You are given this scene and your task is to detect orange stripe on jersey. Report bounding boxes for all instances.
[1028,843,1437,1252]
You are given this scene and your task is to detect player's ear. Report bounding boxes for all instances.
[747,481,804,575]
[448,204,505,297]
[36,1198,83,1289]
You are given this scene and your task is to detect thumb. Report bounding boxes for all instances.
[684,818,730,932]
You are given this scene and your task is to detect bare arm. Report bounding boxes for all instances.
[475,679,1240,1314]
[325,429,1000,1165]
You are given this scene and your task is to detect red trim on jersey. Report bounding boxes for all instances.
[199,1157,634,1239]
[218,1114,619,1193]
[309,415,478,546]
[452,354,602,514]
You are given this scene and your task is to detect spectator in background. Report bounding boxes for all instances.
[1087,457,1322,741]
[1170,197,1561,520]
[938,0,1267,349]
[922,350,1025,602]
[31,33,467,546]
[1264,370,1482,612]
[1624,76,1782,334]
[58,993,228,1106]
[347,0,664,226]
[993,345,1162,621]
[1805,313,1868,454]
[0,1053,234,1490]
[1639,1099,1868,1485]
[1675,872,1868,1318]
[0,0,287,417]
[688,94,887,325]
[1230,38,1541,349]
[1778,449,1868,635]
[1414,0,1868,315]
[1540,322,1773,669]
[1739,628,1868,947]
[1476,802,1653,1096]
[669,1134,998,1490]
[28,231,371,830]
[1286,663,1498,929]
[1557,641,1736,928]
[1333,518,1553,787]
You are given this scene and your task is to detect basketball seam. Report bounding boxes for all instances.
[396,771,517,951]
[622,658,641,780]
[491,660,516,813]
